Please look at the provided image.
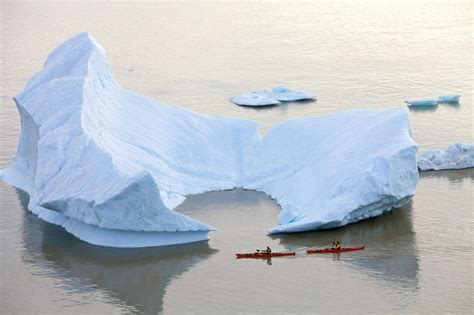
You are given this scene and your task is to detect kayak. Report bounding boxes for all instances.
[306,247,365,254]
[235,252,295,258]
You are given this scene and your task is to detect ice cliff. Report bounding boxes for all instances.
[418,143,473,171]
[2,33,419,247]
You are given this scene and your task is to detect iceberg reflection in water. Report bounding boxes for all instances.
[273,202,419,289]
[11,167,473,313]
[17,189,218,314]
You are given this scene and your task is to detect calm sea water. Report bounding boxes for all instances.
[1,1,473,313]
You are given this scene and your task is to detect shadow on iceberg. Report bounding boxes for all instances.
[272,202,419,289]
[17,188,218,314]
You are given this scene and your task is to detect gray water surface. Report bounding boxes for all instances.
[1,1,473,313]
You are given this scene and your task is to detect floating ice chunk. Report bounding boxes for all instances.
[406,94,461,107]
[405,98,438,107]
[231,86,315,106]
[230,93,281,106]
[418,143,474,171]
[437,94,461,104]
[1,33,419,247]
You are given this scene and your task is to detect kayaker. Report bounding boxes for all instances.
[256,246,272,254]
[332,241,342,250]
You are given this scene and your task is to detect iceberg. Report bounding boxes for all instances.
[405,98,438,107]
[231,86,315,106]
[437,94,461,104]
[2,33,419,247]
[418,143,474,171]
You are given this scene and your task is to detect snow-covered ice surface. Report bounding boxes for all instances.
[437,94,461,104]
[244,109,419,233]
[2,33,419,247]
[231,86,315,106]
[418,143,474,171]
[264,86,315,102]
[405,98,438,107]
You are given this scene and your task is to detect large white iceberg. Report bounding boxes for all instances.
[2,33,419,247]
[418,143,474,171]
[231,86,315,106]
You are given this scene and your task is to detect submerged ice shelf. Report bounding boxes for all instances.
[418,143,474,171]
[231,86,315,106]
[2,33,419,247]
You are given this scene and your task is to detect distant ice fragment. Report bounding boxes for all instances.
[405,98,438,107]
[405,94,461,107]
[230,93,281,106]
[437,94,460,104]
[418,143,474,171]
[231,86,315,106]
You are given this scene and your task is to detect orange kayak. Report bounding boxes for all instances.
[306,247,365,254]
[235,252,295,258]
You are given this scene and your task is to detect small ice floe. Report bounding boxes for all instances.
[437,94,461,104]
[230,93,281,106]
[405,98,438,107]
[406,94,461,107]
[417,143,474,171]
[231,86,315,106]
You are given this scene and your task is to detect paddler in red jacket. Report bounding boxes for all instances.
[256,246,272,254]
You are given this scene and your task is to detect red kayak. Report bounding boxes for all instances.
[306,247,365,254]
[235,252,295,258]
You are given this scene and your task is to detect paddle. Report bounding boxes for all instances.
[291,245,322,252]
